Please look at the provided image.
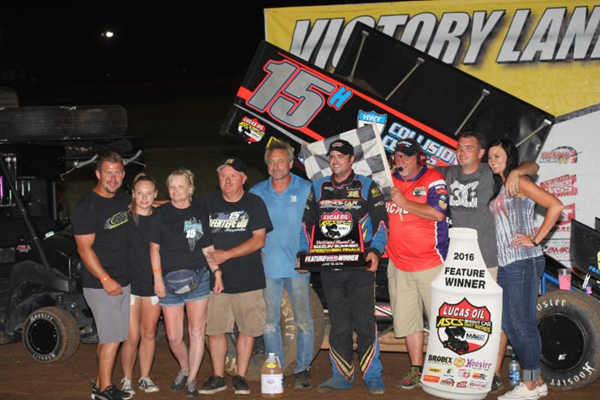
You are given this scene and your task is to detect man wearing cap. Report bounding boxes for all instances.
[386,138,449,390]
[249,141,314,390]
[299,139,388,395]
[198,157,273,396]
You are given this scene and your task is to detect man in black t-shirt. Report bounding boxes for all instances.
[199,157,273,396]
[72,152,132,400]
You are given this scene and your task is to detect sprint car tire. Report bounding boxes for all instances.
[22,306,81,363]
[222,287,326,381]
[537,291,600,390]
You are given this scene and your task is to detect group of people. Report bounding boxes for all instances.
[71,130,562,401]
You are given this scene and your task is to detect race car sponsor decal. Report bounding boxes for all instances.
[539,146,579,164]
[437,298,492,355]
[238,116,266,143]
[472,372,488,380]
[383,122,457,165]
[541,174,578,197]
[456,381,468,388]
[320,210,353,239]
[358,110,388,134]
[458,369,471,378]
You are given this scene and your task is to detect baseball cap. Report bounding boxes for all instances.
[216,157,247,173]
[395,138,421,156]
[327,139,354,157]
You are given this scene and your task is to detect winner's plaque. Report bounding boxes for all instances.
[299,210,366,270]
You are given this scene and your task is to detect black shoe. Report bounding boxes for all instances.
[491,374,504,393]
[94,385,131,400]
[170,369,190,391]
[294,370,312,390]
[232,375,250,395]
[198,375,227,395]
[91,382,99,400]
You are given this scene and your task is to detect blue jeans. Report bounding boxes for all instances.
[497,256,545,382]
[263,276,314,373]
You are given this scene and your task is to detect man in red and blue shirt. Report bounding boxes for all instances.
[386,138,449,390]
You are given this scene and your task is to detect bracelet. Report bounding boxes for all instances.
[531,236,539,246]
[100,275,110,283]
[152,268,162,274]
[212,268,222,276]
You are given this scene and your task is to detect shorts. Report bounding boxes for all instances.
[131,294,160,306]
[159,268,210,307]
[388,260,442,338]
[83,284,131,344]
[206,289,266,337]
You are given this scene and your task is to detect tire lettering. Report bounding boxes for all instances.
[583,361,595,375]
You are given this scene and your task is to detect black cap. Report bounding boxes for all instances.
[216,157,247,173]
[327,139,354,157]
[395,138,421,156]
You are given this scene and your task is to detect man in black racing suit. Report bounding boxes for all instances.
[298,139,388,395]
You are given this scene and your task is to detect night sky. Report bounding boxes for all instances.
[0,1,380,87]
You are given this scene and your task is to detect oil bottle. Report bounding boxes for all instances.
[261,352,284,398]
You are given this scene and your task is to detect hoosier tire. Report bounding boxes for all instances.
[22,306,81,363]
[537,291,600,390]
[222,287,326,381]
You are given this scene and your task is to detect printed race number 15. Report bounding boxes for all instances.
[247,61,352,129]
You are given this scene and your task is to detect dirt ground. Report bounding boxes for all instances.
[0,339,598,400]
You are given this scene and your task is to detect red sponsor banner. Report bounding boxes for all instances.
[541,175,578,197]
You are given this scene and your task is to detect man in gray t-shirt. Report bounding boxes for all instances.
[437,131,538,393]
[444,161,498,268]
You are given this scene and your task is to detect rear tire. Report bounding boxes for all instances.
[537,291,600,390]
[22,306,80,363]
[222,287,325,381]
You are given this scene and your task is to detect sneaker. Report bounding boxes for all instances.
[232,375,251,395]
[365,377,386,395]
[138,377,160,393]
[536,382,548,397]
[119,378,135,397]
[491,374,505,393]
[498,382,540,400]
[185,380,199,398]
[397,367,422,390]
[198,375,227,395]
[95,385,132,400]
[294,370,312,390]
[170,369,189,391]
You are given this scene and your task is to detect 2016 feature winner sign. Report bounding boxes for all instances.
[422,228,502,400]
[301,209,365,270]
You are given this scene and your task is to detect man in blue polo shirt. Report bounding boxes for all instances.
[250,140,314,390]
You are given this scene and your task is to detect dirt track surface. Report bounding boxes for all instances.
[0,340,598,400]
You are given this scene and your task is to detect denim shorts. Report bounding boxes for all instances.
[159,268,210,307]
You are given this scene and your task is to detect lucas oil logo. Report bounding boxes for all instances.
[436,298,492,356]
[320,210,353,239]
[238,116,265,143]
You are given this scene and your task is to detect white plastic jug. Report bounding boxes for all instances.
[261,352,284,398]
[421,228,503,400]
